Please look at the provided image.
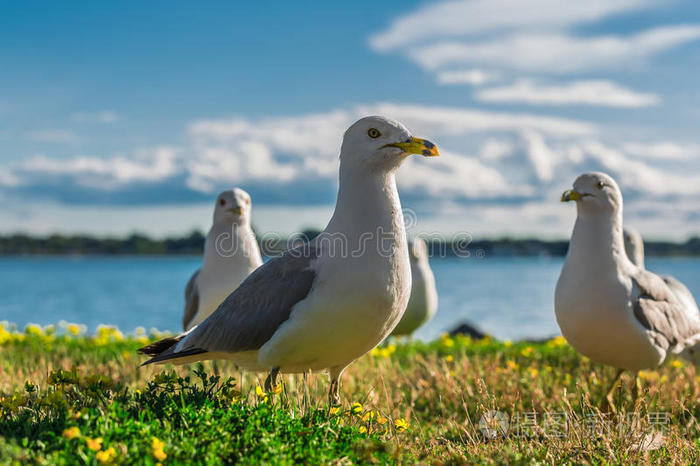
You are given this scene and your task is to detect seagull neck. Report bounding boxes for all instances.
[325,164,404,243]
[569,210,627,269]
[202,221,255,265]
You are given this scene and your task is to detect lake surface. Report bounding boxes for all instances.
[0,256,698,341]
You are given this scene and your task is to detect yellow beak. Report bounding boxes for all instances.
[230,206,243,215]
[389,137,439,157]
[561,190,583,202]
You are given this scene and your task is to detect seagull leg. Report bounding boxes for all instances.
[328,366,344,405]
[633,371,642,407]
[264,366,279,393]
[600,368,624,414]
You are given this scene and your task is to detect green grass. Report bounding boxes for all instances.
[1,323,699,464]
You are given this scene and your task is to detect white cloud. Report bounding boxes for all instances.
[370,0,653,52]
[437,69,499,86]
[476,79,660,107]
[399,149,522,199]
[407,26,700,73]
[363,102,595,136]
[71,111,120,124]
[370,0,700,83]
[15,147,179,189]
[622,141,700,159]
[3,103,700,237]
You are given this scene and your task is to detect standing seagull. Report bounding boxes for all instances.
[623,227,699,320]
[391,238,438,336]
[623,227,645,269]
[140,116,439,403]
[183,188,263,331]
[555,172,700,410]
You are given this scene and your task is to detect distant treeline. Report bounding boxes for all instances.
[0,231,699,257]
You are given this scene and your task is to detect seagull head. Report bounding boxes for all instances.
[408,237,429,264]
[340,116,439,172]
[214,188,252,224]
[561,172,623,215]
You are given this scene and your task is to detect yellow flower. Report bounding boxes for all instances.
[359,426,368,433]
[547,336,568,348]
[62,426,81,440]
[638,370,658,381]
[444,355,454,363]
[527,367,539,378]
[505,360,519,371]
[255,385,269,402]
[328,406,340,416]
[377,415,388,425]
[520,346,535,357]
[153,448,167,461]
[350,402,363,416]
[152,437,167,461]
[372,346,393,358]
[67,323,81,336]
[96,447,116,464]
[503,340,513,347]
[671,360,684,369]
[362,410,377,422]
[272,383,282,395]
[25,324,43,336]
[86,437,103,451]
[440,333,454,348]
[151,437,165,451]
[394,418,409,432]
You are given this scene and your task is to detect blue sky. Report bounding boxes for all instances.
[1,0,700,238]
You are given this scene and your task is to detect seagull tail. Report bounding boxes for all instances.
[137,335,184,356]
[138,334,208,366]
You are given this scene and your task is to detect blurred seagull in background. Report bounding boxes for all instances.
[556,172,700,411]
[623,226,699,324]
[140,116,439,404]
[391,237,438,337]
[182,188,263,331]
[623,227,645,269]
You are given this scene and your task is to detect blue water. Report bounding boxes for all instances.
[0,256,698,341]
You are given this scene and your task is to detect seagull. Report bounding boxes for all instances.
[183,188,263,331]
[555,172,700,410]
[139,116,439,403]
[623,226,699,322]
[391,237,438,336]
[623,227,645,269]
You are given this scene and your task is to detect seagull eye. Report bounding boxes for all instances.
[367,128,381,139]
[596,181,607,190]
[219,199,226,206]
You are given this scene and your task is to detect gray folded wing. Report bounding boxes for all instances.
[662,275,700,314]
[175,243,318,355]
[182,269,200,331]
[632,269,700,353]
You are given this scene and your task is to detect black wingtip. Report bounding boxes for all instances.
[140,347,208,366]
[137,335,184,356]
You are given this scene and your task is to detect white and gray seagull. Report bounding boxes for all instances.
[555,172,700,410]
[623,226,645,269]
[391,237,438,337]
[140,116,439,403]
[182,188,263,331]
[623,226,699,320]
